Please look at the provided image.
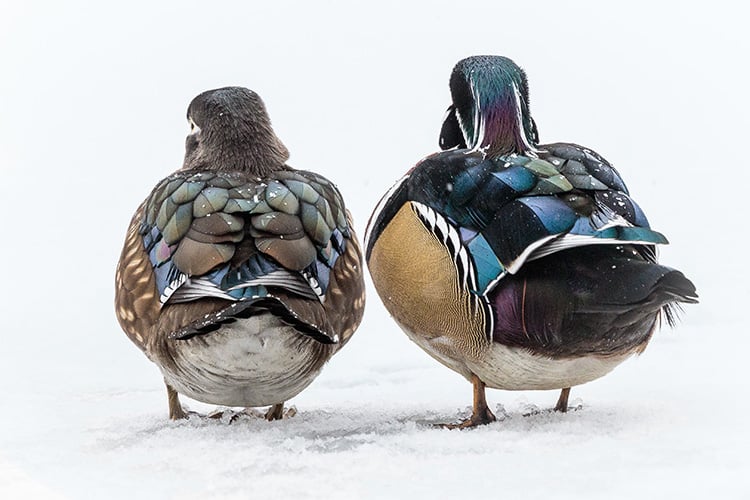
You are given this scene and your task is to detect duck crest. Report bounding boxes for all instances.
[441,56,539,157]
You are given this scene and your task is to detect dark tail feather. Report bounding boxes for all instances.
[655,270,698,328]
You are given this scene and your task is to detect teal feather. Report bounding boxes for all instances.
[466,234,505,292]
[491,165,535,192]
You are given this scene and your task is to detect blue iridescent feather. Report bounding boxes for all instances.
[366,142,668,298]
[140,169,350,306]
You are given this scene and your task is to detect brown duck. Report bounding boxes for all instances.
[115,87,365,420]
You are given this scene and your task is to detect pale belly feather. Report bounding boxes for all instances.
[160,313,330,407]
[468,343,632,391]
[403,323,632,391]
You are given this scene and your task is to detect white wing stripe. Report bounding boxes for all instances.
[411,202,478,291]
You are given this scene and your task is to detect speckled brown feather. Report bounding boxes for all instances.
[114,203,160,354]
[320,214,365,347]
[115,204,235,360]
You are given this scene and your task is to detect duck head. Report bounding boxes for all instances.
[440,55,539,157]
[182,86,289,174]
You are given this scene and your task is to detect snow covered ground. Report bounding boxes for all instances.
[2,1,749,498]
[2,319,749,499]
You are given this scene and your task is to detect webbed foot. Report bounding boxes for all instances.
[436,374,496,429]
[437,406,496,429]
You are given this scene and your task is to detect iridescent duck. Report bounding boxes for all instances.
[115,87,365,420]
[366,56,697,428]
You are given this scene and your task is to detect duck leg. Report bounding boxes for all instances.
[166,382,188,420]
[554,387,571,413]
[441,374,496,429]
[264,403,285,421]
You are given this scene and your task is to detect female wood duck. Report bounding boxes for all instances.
[365,56,698,428]
[115,87,365,420]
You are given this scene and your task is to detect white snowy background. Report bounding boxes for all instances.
[1,1,748,498]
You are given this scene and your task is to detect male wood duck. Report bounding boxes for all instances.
[115,87,365,420]
[365,56,698,428]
